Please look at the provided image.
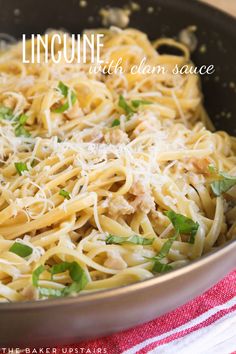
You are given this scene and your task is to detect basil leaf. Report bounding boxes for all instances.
[105,234,154,245]
[9,242,33,258]
[211,172,236,196]
[118,95,135,116]
[50,261,88,295]
[18,114,28,125]
[52,92,77,113]
[158,232,178,259]
[62,282,80,296]
[118,96,153,119]
[15,125,31,137]
[32,265,45,287]
[131,100,152,108]
[165,210,199,244]
[0,106,14,121]
[14,162,28,175]
[145,229,179,274]
[0,106,28,124]
[50,262,72,276]
[152,261,173,274]
[208,164,217,174]
[145,232,177,274]
[14,115,31,137]
[68,262,87,284]
[59,189,71,200]
[0,108,30,136]
[33,261,88,298]
[111,118,120,127]
[58,81,69,97]
[209,166,236,196]
[157,240,173,259]
[52,82,77,113]
[62,276,88,296]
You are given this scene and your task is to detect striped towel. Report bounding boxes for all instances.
[58,269,236,354]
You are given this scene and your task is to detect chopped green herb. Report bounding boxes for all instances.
[32,265,45,287]
[67,262,87,285]
[50,261,88,295]
[32,262,88,298]
[165,210,199,244]
[14,162,28,175]
[18,114,28,125]
[118,95,135,116]
[111,118,120,127]
[145,232,178,274]
[52,92,77,113]
[208,164,217,174]
[152,261,173,273]
[50,262,73,277]
[118,95,153,119]
[9,242,33,258]
[157,232,178,259]
[52,81,77,113]
[15,113,30,137]
[0,106,14,120]
[62,278,88,296]
[58,81,69,97]
[0,107,30,137]
[211,171,236,196]
[15,125,31,137]
[59,189,71,200]
[105,234,154,245]
[131,100,152,108]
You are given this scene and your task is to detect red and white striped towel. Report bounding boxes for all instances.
[58,269,236,354]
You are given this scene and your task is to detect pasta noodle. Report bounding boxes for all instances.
[0,28,235,302]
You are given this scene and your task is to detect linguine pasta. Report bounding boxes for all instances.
[0,28,235,302]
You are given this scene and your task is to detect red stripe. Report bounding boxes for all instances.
[138,304,236,354]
